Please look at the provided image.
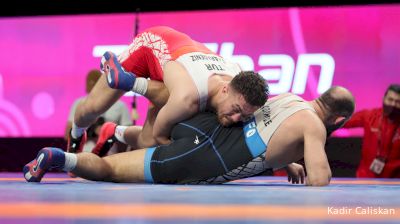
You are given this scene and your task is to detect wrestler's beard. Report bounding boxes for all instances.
[383,104,400,121]
[326,120,346,138]
[217,114,234,127]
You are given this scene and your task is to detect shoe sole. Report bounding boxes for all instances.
[102,52,120,89]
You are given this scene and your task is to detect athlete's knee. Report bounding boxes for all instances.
[146,104,160,123]
[79,96,107,117]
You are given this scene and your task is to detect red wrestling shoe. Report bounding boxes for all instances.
[91,122,118,157]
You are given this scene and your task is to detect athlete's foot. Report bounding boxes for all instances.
[66,131,86,178]
[91,122,118,157]
[23,147,66,182]
[67,131,87,154]
[101,51,136,91]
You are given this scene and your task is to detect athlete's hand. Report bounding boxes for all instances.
[285,163,305,184]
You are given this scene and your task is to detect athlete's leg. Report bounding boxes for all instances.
[73,150,146,182]
[93,101,160,155]
[95,46,168,131]
[104,50,169,108]
[144,80,169,109]
[24,147,147,183]
[92,80,168,153]
[71,74,124,140]
[105,30,170,106]
[68,74,125,153]
[74,74,125,129]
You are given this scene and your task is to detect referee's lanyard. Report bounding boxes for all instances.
[376,116,399,160]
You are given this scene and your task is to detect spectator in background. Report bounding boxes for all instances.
[65,69,133,156]
[343,84,400,178]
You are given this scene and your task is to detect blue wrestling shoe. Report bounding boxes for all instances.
[23,147,66,182]
[101,51,136,91]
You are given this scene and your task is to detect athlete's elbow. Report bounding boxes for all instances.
[152,129,171,145]
[155,136,171,145]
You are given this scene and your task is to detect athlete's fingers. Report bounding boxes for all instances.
[300,170,305,184]
[291,176,297,184]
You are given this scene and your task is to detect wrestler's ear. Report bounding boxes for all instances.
[221,83,229,94]
[334,116,346,125]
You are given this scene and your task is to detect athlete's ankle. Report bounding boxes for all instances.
[115,125,128,144]
[131,77,148,95]
[62,152,77,172]
[49,148,67,169]
[71,123,87,139]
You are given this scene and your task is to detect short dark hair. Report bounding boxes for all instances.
[230,71,268,107]
[385,84,400,96]
[86,69,102,83]
[317,86,355,119]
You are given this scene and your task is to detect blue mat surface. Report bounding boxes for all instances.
[0,173,399,223]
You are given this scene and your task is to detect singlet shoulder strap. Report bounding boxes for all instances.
[255,93,316,145]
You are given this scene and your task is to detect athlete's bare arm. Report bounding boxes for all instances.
[74,75,126,128]
[153,61,199,145]
[302,112,332,186]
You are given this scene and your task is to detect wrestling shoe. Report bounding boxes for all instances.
[91,122,118,157]
[23,147,65,182]
[101,51,136,91]
[67,131,87,154]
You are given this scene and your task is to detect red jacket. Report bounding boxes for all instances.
[344,108,400,178]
